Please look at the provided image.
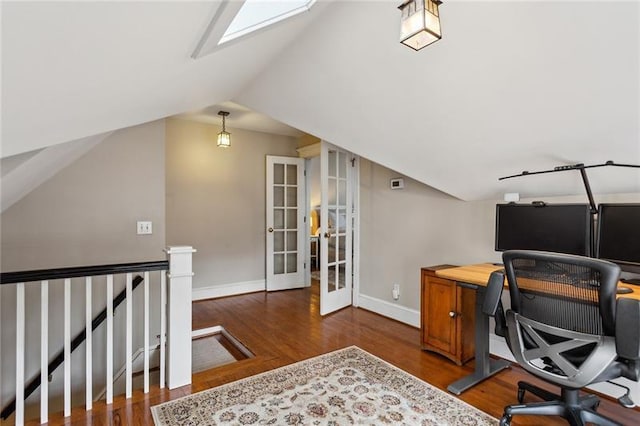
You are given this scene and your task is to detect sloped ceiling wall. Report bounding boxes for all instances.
[237,1,640,201]
[2,1,639,202]
[1,132,111,212]
[0,1,327,157]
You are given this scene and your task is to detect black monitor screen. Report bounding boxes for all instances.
[495,204,592,256]
[597,204,640,268]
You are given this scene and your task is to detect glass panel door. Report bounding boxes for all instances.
[266,156,306,291]
[320,142,355,315]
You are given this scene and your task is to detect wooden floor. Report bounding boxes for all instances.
[30,282,639,425]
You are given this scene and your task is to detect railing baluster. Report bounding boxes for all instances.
[64,278,71,417]
[0,259,174,421]
[126,273,133,398]
[160,271,166,388]
[16,282,25,425]
[85,277,92,410]
[144,271,150,393]
[41,281,49,423]
[106,274,113,404]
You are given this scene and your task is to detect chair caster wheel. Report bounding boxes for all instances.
[499,414,512,426]
[517,388,525,403]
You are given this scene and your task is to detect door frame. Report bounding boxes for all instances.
[352,155,360,307]
[304,157,312,287]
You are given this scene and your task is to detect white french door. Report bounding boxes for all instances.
[320,142,356,315]
[266,156,306,291]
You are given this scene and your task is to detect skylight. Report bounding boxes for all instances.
[219,0,316,45]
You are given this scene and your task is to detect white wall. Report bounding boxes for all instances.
[359,158,640,317]
[238,1,640,202]
[1,120,166,270]
[359,158,496,315]
[165,118,298,294]
[0,120,166,417]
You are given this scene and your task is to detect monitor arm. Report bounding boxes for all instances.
[499,160,640,215]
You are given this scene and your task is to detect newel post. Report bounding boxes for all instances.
[165,246,196,389]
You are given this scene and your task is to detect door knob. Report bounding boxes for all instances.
[324,232,330,239]
[268,227,274,233]
[449,311,458,318]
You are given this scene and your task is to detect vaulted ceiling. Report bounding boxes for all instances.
[2,1,639,201]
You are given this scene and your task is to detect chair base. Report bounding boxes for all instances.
[517,381,599,409]
[500,386,621,426]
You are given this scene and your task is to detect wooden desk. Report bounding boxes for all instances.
[436,263,640,395]
[437,263,504,286]
[435,264,510,394]
[438,263,640,299]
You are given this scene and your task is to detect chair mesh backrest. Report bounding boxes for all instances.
[503,251,620,337]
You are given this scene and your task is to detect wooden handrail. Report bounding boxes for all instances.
[0,260,168,285]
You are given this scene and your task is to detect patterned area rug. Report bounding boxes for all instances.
[151,346,497,425]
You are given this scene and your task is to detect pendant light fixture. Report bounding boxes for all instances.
[398,0,442,51]
[217,111,231,148]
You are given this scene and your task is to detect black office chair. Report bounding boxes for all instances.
[483,250,640,426]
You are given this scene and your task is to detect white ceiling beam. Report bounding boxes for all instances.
[191,0,245,59]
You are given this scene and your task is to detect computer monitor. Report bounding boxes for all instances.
[596,203,640,274]
[495,203,593,256]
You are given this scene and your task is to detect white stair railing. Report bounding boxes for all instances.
[0,245,194,425]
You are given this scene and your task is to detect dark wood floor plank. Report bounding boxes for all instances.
[22,283,639,425]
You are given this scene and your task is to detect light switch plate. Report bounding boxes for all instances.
[137,221,153,235]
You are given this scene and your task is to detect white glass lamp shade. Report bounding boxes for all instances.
[217,130,231,148]
[399,0,442,51]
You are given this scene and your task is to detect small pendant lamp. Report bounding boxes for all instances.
[398,0,443,51]
[217,111,231,148]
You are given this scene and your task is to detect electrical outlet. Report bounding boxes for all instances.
[137,221,153,235]
[392,284,400,300]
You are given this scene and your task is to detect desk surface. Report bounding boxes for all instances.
[436,263,640,301]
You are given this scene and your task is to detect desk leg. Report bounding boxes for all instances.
[447,285,510,395]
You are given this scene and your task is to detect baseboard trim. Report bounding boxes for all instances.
[193,326,224,338]
[357,294,420,328]
[192,280,265,301]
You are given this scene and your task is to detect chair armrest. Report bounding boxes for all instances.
[482,271,505,316]
[483,271,507,337]
[616,298,640,360]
